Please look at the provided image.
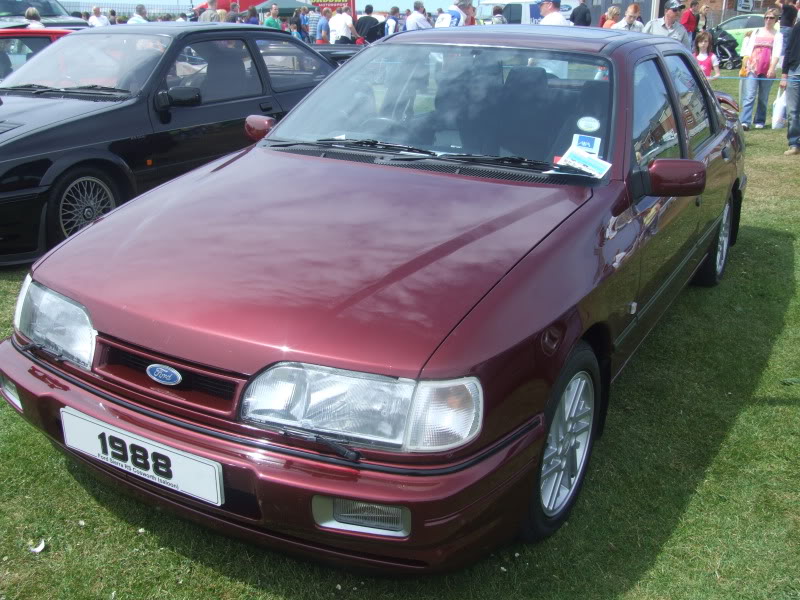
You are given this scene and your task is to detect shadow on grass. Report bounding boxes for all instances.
[65,224,795,600]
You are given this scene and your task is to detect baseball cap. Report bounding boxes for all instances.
[664,0,685,9]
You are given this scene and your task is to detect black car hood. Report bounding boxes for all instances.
[0,16,88,28]
[0,94,128,145]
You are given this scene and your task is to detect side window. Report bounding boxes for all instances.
[503,3,522,23]
[255,39,333,92]
[664,55,712,152]
[632,60,681,167]
[721,16,748,30]
[0,37,51,80]
[745,15,764,28]
[165,40,262,104]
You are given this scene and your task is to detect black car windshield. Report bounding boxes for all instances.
[0,0,68,17]
[0,33,171,93]
[272,43,613,164]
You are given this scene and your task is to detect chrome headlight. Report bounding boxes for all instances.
[14,275,97,370]
[241,362,482,452]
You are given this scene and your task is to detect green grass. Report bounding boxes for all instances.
[1,72,799,599]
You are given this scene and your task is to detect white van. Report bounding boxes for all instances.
[497,0,575,24]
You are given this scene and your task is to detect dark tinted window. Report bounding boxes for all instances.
[0,36,51,80]
[745,15,764,28]
[720,15,749,30]
[167,40,262,104]
[632,59,680,166]
[255,39,333,92]
[503,3,522,23]
[664,55,712,152]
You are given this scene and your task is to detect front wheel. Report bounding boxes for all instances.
[46,167,120,246]
[692,200,732,287]
[520,341,600,542]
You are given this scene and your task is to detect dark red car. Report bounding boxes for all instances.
[0,26,745,572]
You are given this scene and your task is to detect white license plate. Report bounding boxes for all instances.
[61,407,224,506]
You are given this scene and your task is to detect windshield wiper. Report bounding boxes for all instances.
[435,153,593,176]
[66,84,131,94]
[278,427,361,462]
[0,84,58,94]
[313,138,438,156]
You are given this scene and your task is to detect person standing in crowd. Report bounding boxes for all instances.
[435,0,473,26]
[780,0,797,56]
[693,30,720,79]
[24,7,45,27]
[492,5,507,23]
[264,3,281,29]
[330,6,359,43]
[175,11,187,21]
[696,4,711,31]
[406,1,433,28]
[308,7,321,42]
[385,6,402,33]
[570,0,591,26]
[602,5,621,27]
[781,11,800,153]
[356,4,379,37]
[128,4,149,23]
[680,0,700,43]
[539,0,570,25]
[643,0,690,49]
[108,9,117,23]
[290,8,304,40]
[199,0,219,21]
[317,8,331,42]
[243,7,258,24]
[301,7,310,40]
[88,6,110,26]
[740,8,783,130]
[613,4,644,31]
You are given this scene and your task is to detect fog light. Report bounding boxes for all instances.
[312,496,410,537]
[0,373,22,410]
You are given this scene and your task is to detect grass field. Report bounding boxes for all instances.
[1,73,799,600]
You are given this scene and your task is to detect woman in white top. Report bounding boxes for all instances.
[740,8,783,129]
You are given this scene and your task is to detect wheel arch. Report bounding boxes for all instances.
[41,153,137,202]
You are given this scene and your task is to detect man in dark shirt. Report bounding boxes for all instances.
[356,4,380,40]
[780,0,798,55]
[780,20,800,154]
[570,0,591,25]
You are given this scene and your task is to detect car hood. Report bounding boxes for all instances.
[34,147,592,378]
[0,94,122,144]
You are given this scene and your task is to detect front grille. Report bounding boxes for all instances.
[94,337,246,418]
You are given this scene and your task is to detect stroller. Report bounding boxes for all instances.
[711,27,742,71]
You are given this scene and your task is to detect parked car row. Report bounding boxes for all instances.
[1,25,746,572]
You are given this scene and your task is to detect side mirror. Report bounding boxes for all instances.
[244,115,276,142]
[648,159,706,197]
[715,91,739,113]
[154,86,202,111]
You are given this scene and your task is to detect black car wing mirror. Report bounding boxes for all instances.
[155,86,202,111]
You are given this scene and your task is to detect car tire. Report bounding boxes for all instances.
[692,200,732,287]
[520,340,600,542]
[46,167,120,246]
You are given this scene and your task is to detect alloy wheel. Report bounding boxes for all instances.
[59,176,116,238]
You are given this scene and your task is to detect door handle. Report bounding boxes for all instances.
[260,102,273,112]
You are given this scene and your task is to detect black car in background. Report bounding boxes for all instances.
[0,23,336,265]
[0,0,87,28]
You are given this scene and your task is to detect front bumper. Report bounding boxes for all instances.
[0,337,544,573]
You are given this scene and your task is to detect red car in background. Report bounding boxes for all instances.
[0,26,71,80]
[1,26,746,572]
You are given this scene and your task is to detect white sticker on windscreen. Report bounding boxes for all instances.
[571,134,601,155]
[577,117,601,132]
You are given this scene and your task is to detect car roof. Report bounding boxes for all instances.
[68,22,290,38]
[385,24,684,55]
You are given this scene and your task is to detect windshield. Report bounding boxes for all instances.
[272,44,613,164]
[0,33,171,93]
[0,0,68,17]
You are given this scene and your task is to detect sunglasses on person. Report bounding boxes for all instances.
[764,15,777,19]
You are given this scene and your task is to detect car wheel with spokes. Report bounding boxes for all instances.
[47,167,120,246]
[521,341,600,542]
[692,199,732,287]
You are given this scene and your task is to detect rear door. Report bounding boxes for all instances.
[147,32,281,186]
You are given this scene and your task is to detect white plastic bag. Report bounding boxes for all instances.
[772,89,787,129]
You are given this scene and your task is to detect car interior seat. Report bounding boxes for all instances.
[551,79,611,159]
[201,49,258,103]
[496,66,551,160]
